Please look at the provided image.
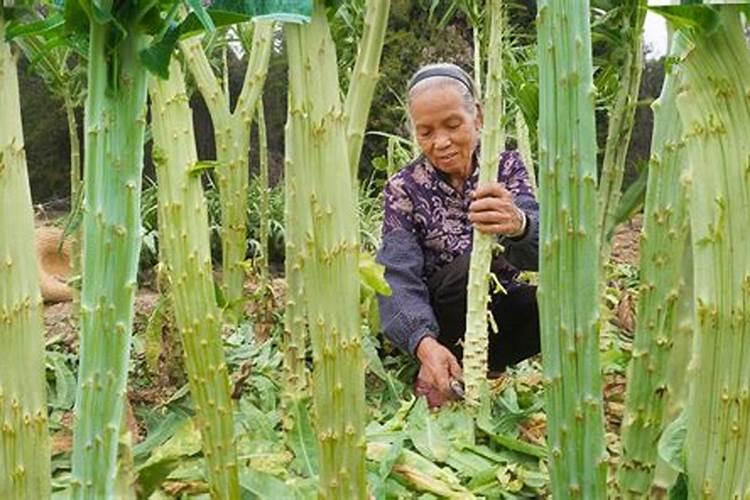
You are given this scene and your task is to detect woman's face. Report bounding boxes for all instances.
[409,84,481,184]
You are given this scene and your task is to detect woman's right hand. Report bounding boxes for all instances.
[416,336,463,397]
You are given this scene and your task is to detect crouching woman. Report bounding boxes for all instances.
[377,63,541,407]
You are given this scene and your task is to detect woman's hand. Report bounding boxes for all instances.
[469,182,525,237]
[416,336,463,398]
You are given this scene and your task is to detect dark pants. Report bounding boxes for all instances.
[427,253,541,373]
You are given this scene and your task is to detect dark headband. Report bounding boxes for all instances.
[408,66,475,97]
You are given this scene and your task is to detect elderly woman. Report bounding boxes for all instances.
[376,63,540,406]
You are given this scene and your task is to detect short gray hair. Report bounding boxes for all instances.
[407,63,477,117]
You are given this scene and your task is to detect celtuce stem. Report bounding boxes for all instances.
[514,109,536,195]
[71,21,149,500]
[617,33,691,497]
[463,0,504,405]
[180,23,273,319]
[0,15,51,500]
[343,0,390,181]
[149,60,240,500]
[597,0,647,261]
[285,2,367,496]
[257,100,270,280]
[678,8,750,497]
[64,92,82,310]
[537,0,607,497]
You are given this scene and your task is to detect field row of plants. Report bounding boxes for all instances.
[2,0,749,498]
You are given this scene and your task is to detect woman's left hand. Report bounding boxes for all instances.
[469,182,525,237]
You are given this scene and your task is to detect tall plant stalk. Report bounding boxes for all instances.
[283,0,389,404]
[597,0,647,262]
[514,109,536,195]
[71,20,149,499]
[463,0,504,405]
[257,100,270,280]
[150,59,240,500]
[677,7,750,497]
[617,33,691,497]
[343,0,390,181]
[64,91,82,305]
[285,2,367,496]
[0,14,51,499]
[536,0,607,497]
[180,23,272,318]
[13,34,84,305]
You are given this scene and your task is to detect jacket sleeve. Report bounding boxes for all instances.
[498,151,540,272]
[376,179,439,356]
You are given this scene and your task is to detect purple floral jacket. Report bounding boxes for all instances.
[376,150,539,356]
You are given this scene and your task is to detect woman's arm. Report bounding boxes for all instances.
[376,178,440,355]
[468,151,539,271]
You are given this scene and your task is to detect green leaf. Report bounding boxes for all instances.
[46,351,76,410]
[139,23,181,79]
[359,251,391,296]
[63,0,90,37]
[133,409,190,462]
[6,13,65,40]
[669,473,689,500]
[184,0,216,32]
[189,160,220,175]
[649,5,721,33]
[136,419,203,497]
[406,397,450,462]
[287,398,319,477]
[612,160,648,230]
[239,468,296,499]
[658,410,687,473]
[362,332,388,381]
[142,295,167,374]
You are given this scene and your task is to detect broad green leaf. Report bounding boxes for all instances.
[133,409,189,462]
[362,332,388,381]
[139,23,180,78]
[658,410,687,473]
[612,160,649,232]
[184,0,216,32]
[238,399,277,442]
[406,397,450,462]
[649,5,721,32]
[239,468,296,499]
[136,419,203,496]
[359,251,391,296]
[669,473,689,500]
[142,295,167,374]
[46,351,76,410]
[6,13,64,40]
[436,407,475,447]
[287,398,319,477]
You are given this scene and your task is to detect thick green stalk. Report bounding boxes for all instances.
[257,100,270,279]
[617,33,691,497]
[282,51,311,402]
[64,92,82,309]
[180,23,273,319]
[514,109,536,195]
[70,21,149,500]
[597,0,647,262]
[285,2,367,497]
[678,8,750,497]
[473,24,482,100]
[463,0,504,405]
[343,0,390,181]
[150,60,240,500]
[653,243,693,493]
[536,1,607,498]
[0,15,51,500]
